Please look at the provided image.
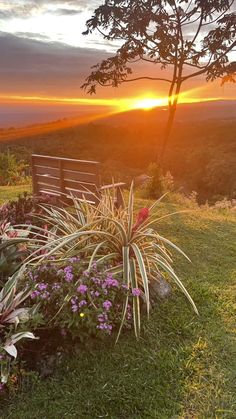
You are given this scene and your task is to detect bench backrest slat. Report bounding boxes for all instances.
[32,154,101,204]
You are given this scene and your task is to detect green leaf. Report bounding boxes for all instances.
[127,181,134,239]
[131,243,150,315]
[88,241,105,271]
[122,246,130,287]
[130,258,141,339]
[115,294,129,344]
[154,259,198,314]
[3,344,17,359]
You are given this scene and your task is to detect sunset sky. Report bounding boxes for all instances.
[0,0,236,117]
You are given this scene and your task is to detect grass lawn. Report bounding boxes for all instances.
[0,184,32,205]
[1,190,236,418]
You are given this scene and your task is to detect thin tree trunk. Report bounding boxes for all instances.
[158,102,177,164]
[158,79,182,164]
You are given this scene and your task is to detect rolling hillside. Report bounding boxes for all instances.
[0,101,236,203]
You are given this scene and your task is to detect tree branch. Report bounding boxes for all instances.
[182,41,236,81]
[202,1,234,27]
[122,76,172,83]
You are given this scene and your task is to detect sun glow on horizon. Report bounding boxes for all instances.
[0,92,231,113]
[122,96,167,110]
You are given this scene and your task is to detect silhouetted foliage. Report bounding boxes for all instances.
[82,0,236,160]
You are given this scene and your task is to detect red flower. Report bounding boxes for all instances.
[132,207,149,232]
[7,230,18,238]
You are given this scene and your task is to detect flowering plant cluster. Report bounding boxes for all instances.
[26,259,137,340]
[0,270,37,393]
[26,183,197,340]
[0,192,58,227]
[0,222,29,283]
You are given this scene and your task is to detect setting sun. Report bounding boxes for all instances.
[127,97,167,110]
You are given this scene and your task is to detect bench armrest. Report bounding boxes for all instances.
[100,182,125,191]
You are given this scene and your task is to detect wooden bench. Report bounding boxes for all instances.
[31,154,125,207]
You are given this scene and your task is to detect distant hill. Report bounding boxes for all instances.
[0,100,235,203]
[99,100,236,126]
[0,99,235,131]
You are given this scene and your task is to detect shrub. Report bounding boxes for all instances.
[26,184,198,340]
[0,152,29,186]
[25,260,132,341]
[213,197,236,210]
[0,192,57,227]
[141,163,174,199]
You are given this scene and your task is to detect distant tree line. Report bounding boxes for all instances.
[0,117,235,203]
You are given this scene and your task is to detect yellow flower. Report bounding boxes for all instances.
[80,313,85,318]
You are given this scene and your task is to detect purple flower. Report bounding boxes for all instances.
[71,297,78,305]
[41,291,50,300]
[64,266,72,272]
[65,272,73,282]
[96,323,113,334]
[71,304,78,312]
[52,282,61,290]
[97,313,108,322]
[122,284,129,290]
[37,283,47,291]
[132,288,141,297]
[77,284,88,294]
[94,291,100,297]
[103,300,112,311]
[79,300,87,307]
[83,270,89,277]
[105,278,119,288]
[30,290,40,299]
[92,277,101,285]
[127,312,132,320]
[69,257,79,263]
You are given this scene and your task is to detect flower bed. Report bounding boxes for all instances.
[1,185,198,394]
[26,260,133,340]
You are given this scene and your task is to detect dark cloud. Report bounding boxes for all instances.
[14,32,51,41]
[0,31,171,99]
[0,32,109,97]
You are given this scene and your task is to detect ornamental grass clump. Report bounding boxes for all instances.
[25,184,198,340]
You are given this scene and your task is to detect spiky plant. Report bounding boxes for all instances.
[0,269,37,384]
[24,185,198,340]
[0,222,29,283]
